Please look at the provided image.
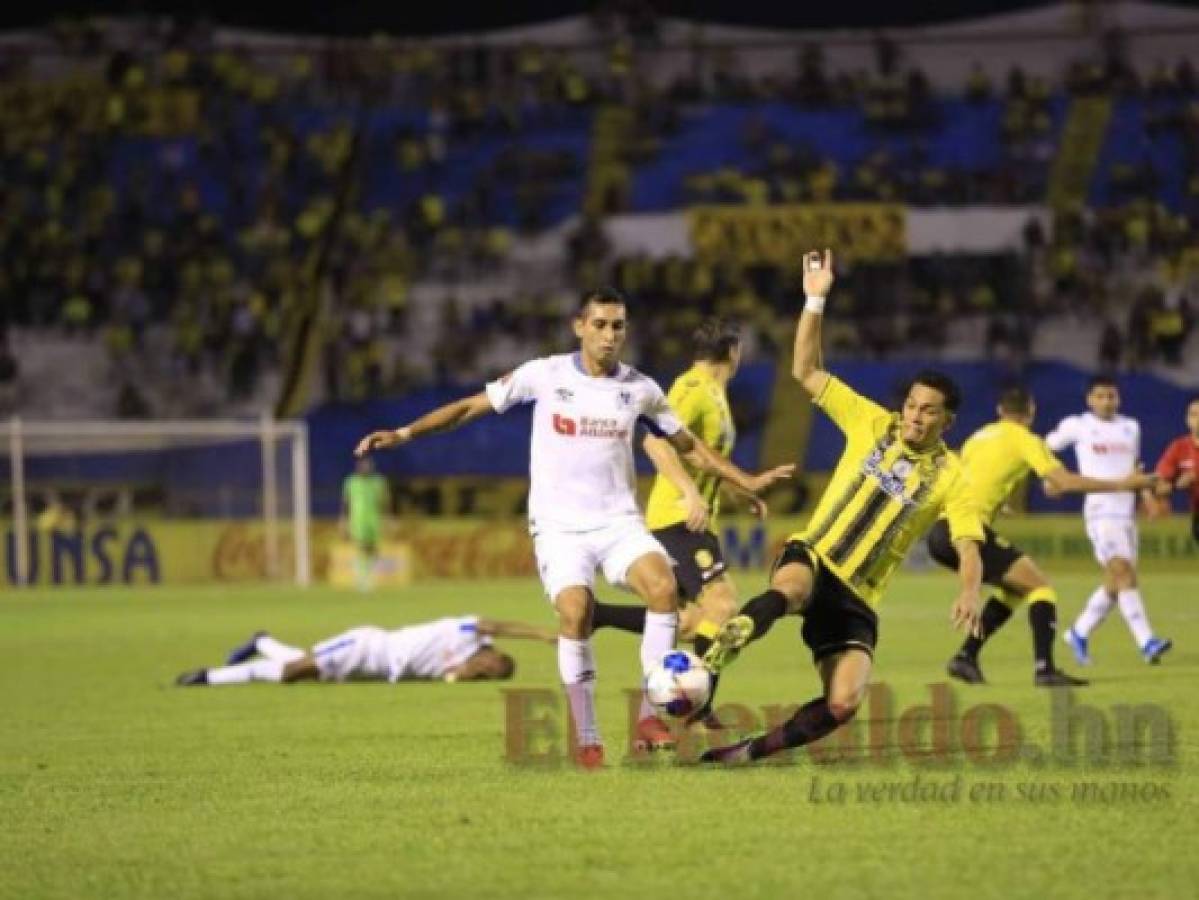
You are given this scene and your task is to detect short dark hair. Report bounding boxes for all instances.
[496,653,516,680]
[692,316,742,362]
[998,386,1034,415]
[904,370,962,413]
[1088,374,1118,392]
[578,287,628,314]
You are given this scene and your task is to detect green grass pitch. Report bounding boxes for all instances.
[2,572,1196,899]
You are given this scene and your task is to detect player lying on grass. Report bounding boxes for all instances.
[700,248,986,765]
[929,386,1156,687]
[175,616,556,686]
[355,289,792,767]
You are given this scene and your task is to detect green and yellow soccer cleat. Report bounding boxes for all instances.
[701,615,755,674]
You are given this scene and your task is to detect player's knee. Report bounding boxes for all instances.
[1107,558,1135,586]
[555,591,593,635]
[642,572,678,610]
[768,564,809,608]
[827,697,861,724]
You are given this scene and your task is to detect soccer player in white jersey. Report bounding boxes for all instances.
[1046,376,1172,665]
[355,289,792,768]
[174,616,556,686]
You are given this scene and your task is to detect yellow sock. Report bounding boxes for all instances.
[695,619,721,641]
[1025,586,1057,606]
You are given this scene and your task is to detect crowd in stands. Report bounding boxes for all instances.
[0,16,1197,414]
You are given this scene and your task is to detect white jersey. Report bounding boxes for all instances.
[385,616,492,681]
[485,353,682,533]
[1045,412,1140,519]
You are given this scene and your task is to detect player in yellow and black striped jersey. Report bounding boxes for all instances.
[701,249,987,766]
[590,318,764,670]
[927,386,1156,687]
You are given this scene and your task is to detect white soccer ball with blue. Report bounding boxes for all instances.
[645,650,714,718]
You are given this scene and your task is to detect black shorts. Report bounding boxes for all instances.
[654,524,727,602]
[774,540,879,663]
[926,518,1022,586]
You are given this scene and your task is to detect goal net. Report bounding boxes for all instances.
[1,418,310,588]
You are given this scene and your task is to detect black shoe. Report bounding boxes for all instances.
[699,738,753,766]
[946,654,986,684]
[175,668,209,686]
[226,630,267,665]
[1034,668,1089,687]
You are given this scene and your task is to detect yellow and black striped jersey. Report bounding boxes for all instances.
[793,377,984,607]
[958,420,1063,526]
[645,364,736,530]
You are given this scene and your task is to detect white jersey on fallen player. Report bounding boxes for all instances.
[1045,412,1140,519]
[485,352,683,533]
[313,616,492,682]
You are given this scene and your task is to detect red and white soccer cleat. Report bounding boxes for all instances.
[573,744,605,770]
[633,715,677,752]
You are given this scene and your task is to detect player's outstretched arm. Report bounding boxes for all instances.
[1042,465,1158,497]
[721,481,769,519]
[476,619,558,643]
[664,427,794,497]
[950,539,984,638]
[355,391,494,456]
[643,434,709,532]
[792,248,834,398]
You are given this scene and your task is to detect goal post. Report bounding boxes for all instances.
[1,417,311,588]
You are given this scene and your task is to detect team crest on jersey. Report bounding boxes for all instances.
[555,388,574,403]
[863,450,914,504]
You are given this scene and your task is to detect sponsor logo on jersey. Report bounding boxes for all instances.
[551,414,629,439]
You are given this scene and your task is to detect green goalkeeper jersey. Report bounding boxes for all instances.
[343,473,388,537]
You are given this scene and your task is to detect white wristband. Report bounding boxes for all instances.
[804,295,826,314]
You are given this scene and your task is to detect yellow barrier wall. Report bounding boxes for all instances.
[3,514,1195,586]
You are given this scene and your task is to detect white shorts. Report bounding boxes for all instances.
[532,517,669,603]
[311,626,390,681]
[1085,518,1138,565]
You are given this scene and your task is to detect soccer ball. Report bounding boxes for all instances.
[645,650,714,719]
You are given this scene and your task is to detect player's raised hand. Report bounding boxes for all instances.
[355,428,409,457]
[745,463,795,494]
[802,248,834,298]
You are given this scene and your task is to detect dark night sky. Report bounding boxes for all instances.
[4,0,1181,37]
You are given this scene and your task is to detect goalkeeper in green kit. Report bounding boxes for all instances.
[341,457,391,591]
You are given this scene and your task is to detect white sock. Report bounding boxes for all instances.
[638,610,679,722]
[206,660,285,685]
[1073,588,1115,638]
[559,638,600,746]
[1117,589,1154,649]
[640,611,679,674]
[255,636,305,662]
